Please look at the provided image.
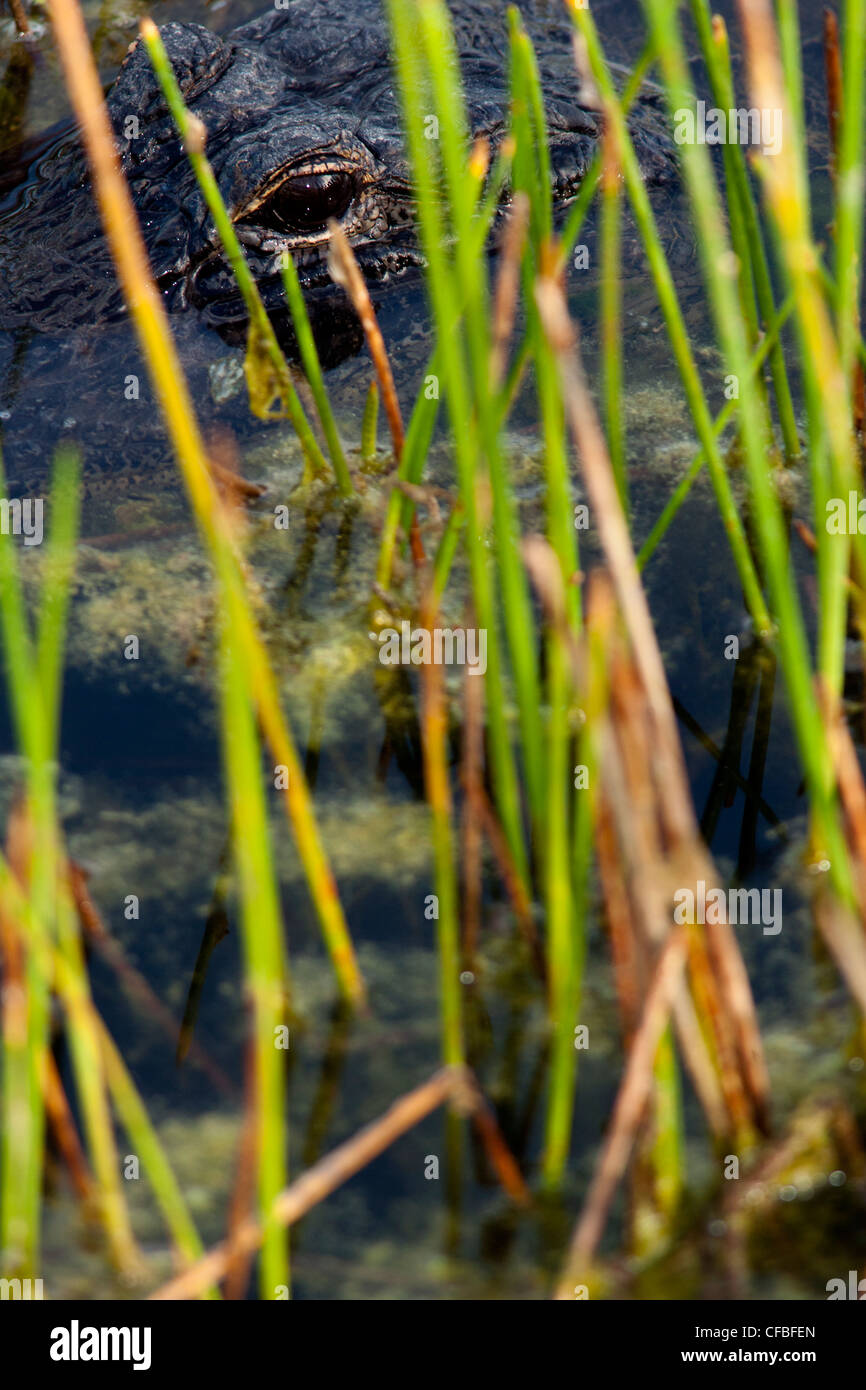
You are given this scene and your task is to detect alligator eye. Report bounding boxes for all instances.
[265,171,356,233]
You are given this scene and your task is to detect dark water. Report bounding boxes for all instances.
[0,1,863,1299]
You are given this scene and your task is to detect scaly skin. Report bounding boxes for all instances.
[0,0,676,330]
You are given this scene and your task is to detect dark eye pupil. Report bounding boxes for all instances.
[268,172,355,232]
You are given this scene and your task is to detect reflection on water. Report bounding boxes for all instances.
[0,0,863,1298]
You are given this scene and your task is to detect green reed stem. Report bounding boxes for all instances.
[71,13,364,1006]
[388,0,532,887]
[750,8,866,705]
[510,13,580,618]
[375,349,441,590]
[643,1029,684,1252]
[36,449,80,735]
[542,568,608,1188]
[571,4,772,638]
[640,0,854,905]
[540,625,574,1188]
[507,10,582,1183]
[0,449,66,1276]
[55,886,142,1274]
[426,2,547,854]
[98,1021,217,1294]
[0,491,51,1274]
[281,253,352,494]
[775,0,810,214]
[638,291,795,568]
[689,0,800,461]
[0,852,217,1293]
[375,147,508,593]
[811,0,866,697]
[361,381,380,463]
[431,504,465,606]
[835,0,866,390]
[600,131,626,512]
[141,23,330,482]
[378,127,509,581]
[218,615,290,1298]
[0,448,141,1276]
[418,604,464,1070]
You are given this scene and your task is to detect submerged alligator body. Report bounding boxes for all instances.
[0,0,676,332]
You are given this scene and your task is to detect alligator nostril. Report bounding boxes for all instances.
[249,169,357,235]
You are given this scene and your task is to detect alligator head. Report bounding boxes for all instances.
[0,0,677,332]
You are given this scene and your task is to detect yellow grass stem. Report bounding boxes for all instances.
[43,0,364,1008]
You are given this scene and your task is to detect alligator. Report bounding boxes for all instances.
[0,0,677,334]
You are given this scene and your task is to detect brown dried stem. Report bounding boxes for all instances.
[151,1067,480,1300]
[554,928,689,1295]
